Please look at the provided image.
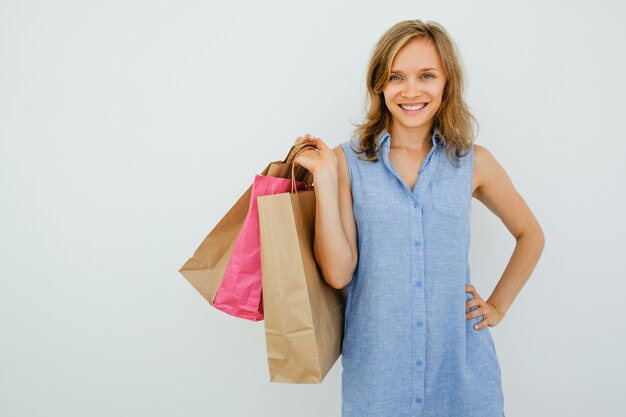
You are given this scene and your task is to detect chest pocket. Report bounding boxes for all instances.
[429,177,467,218]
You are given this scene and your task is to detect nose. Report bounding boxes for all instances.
[401,79,422,98]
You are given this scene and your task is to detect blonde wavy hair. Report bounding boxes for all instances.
[349,19,478,166]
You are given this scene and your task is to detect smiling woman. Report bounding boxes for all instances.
[384,38,446,136]
[345,20,477,168]
[291,18,544,417]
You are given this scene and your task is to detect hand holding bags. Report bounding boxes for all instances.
[258,146,347,383]
[178,145,310,320]
[179,142,347,384]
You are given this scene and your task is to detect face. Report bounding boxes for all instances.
[383,37,447,134]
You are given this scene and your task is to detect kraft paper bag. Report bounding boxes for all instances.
[213,173,309,321]
[257,155,348,383]
[178,143,317,318]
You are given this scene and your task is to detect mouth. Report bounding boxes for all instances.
[398,102,428,113]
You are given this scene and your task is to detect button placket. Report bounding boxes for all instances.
[409,186,426,411]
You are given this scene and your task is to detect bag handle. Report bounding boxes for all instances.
[284,142,319,163]
[290,143,318,194]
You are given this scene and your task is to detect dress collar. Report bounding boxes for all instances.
[376,125,445,151]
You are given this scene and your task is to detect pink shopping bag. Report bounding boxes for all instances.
[212,174,310,321]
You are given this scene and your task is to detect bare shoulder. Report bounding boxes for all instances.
[332,144,351,190]
[473,142,509,199]
[332,143,346,162]
[472,143,537,239]
[472,143,491,197]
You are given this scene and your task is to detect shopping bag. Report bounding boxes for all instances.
[178,143,317,319]
[257,151,348,383]
[212,173,309,321]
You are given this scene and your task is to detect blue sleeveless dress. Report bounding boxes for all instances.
[339,126,505,417]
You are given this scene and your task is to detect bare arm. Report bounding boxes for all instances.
[292,134,358,290]
[473,144,545,318]
[311,145,358,289]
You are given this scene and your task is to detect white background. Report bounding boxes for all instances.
[1,1,625,416]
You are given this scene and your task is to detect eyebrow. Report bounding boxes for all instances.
[390,68,439,73]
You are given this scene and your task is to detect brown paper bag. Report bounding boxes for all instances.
[178,144,317,310]
[257,157,348,383]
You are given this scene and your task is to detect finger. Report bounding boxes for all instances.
[300,137,321,148]
[313,137,327,149]
[466,306,486,326]
[468,285,482,301]
[473,316,488,330]
[465,285,477,303]
[466,302,484,318]
[299,135,317,144]
[295,147,318,161]
[467,303,479,317]
[465,297,480,310]
[295,136,316,147]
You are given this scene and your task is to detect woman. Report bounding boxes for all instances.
[293,19,544,417]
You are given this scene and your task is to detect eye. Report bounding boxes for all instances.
[390,74,401,81]
[423,73,435,79]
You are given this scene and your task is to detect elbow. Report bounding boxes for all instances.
[318,259,352,289]
[325,258,356,290]
[517,223,545,253]
[313,240,356,290]
[534,222,546,251]
[314,252,353,290]
[326,274,352,290]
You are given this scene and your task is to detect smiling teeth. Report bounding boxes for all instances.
[400,103,426,110]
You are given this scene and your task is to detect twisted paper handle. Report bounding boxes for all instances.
[290,143,318,194]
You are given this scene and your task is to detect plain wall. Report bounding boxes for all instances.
[1,0,625,416]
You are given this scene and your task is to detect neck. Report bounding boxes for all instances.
[389,123,433,152]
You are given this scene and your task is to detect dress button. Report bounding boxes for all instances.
[415,359,423,366]
[415,280,422,288]
[413,202,418,208]
[413,240,421,247]
[415,321,424,328]
[415,396,422,405]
